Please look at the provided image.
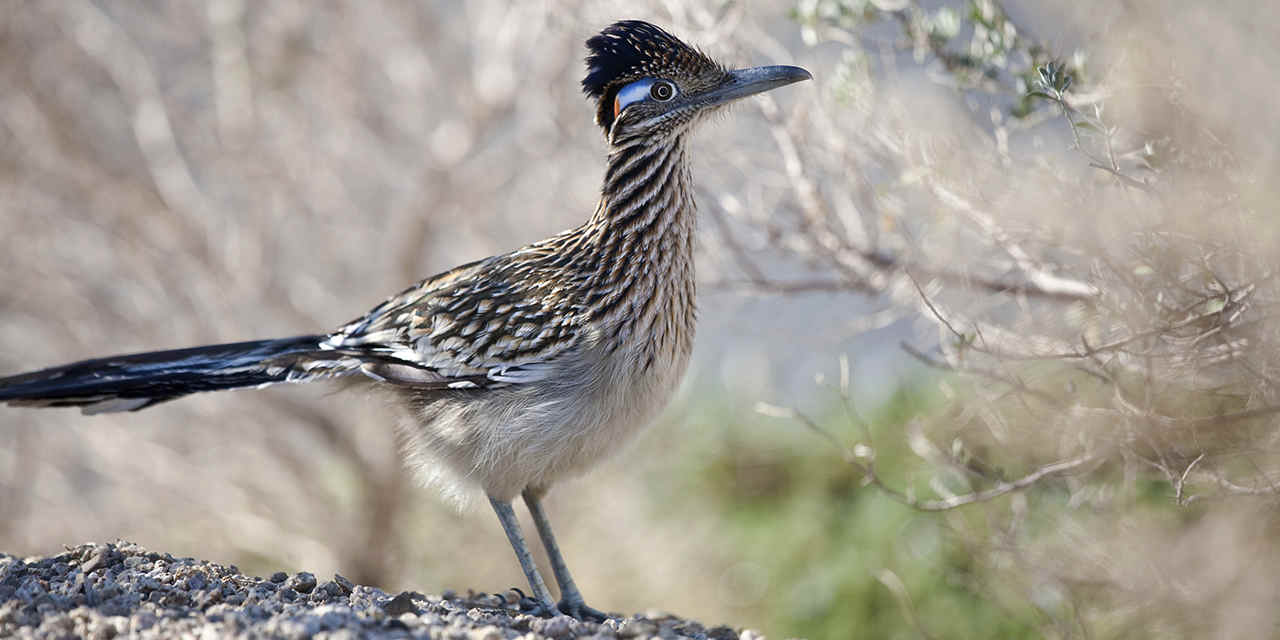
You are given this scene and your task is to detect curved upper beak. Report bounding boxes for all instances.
[700,65,813,107]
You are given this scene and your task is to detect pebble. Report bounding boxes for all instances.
[618,618,661,638]
[285,572,317,594]
[381,592,420,616]
[533,615,576,638]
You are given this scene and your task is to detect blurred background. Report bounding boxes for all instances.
[2,1,1279,638]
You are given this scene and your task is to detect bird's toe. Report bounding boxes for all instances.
[557,598,610,622]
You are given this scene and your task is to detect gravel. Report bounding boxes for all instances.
[0,542,757,639]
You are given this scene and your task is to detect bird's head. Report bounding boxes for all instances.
[582,21,811,144]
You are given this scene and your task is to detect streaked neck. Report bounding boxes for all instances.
[591,135,693,244]
[577,135,697,334]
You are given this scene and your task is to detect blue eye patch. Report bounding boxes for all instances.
[613,78,656,118]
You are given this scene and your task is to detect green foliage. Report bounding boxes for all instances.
[803,0,1089,121]
[659,386,1048,639]
[656,374,1255,638]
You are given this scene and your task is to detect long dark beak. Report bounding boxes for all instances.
[700,65,812,107]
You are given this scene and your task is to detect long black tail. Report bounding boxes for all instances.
[0,335,334,414]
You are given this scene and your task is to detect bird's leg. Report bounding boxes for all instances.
[521,488,609,622]
[487,496,558,617]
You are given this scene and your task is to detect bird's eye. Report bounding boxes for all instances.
[613,78,678,118]
[649,80,677,101]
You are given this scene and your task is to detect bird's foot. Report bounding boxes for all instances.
[557,597,609,622]
[509,587,609,621]
[505,590,558,618]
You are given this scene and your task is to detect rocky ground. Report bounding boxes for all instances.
[0,542,763,639]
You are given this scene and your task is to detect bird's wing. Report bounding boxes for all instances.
[323,250,584,390]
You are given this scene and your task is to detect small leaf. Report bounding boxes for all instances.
[931,7,961,39]
[754,402,794,419]
[1074,120,1105,134]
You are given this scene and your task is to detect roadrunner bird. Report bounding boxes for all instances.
[0,20,810,619]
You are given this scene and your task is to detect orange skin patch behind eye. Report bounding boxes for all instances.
[613,79,656,121]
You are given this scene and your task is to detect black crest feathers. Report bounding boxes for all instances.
[582,21,718,131]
